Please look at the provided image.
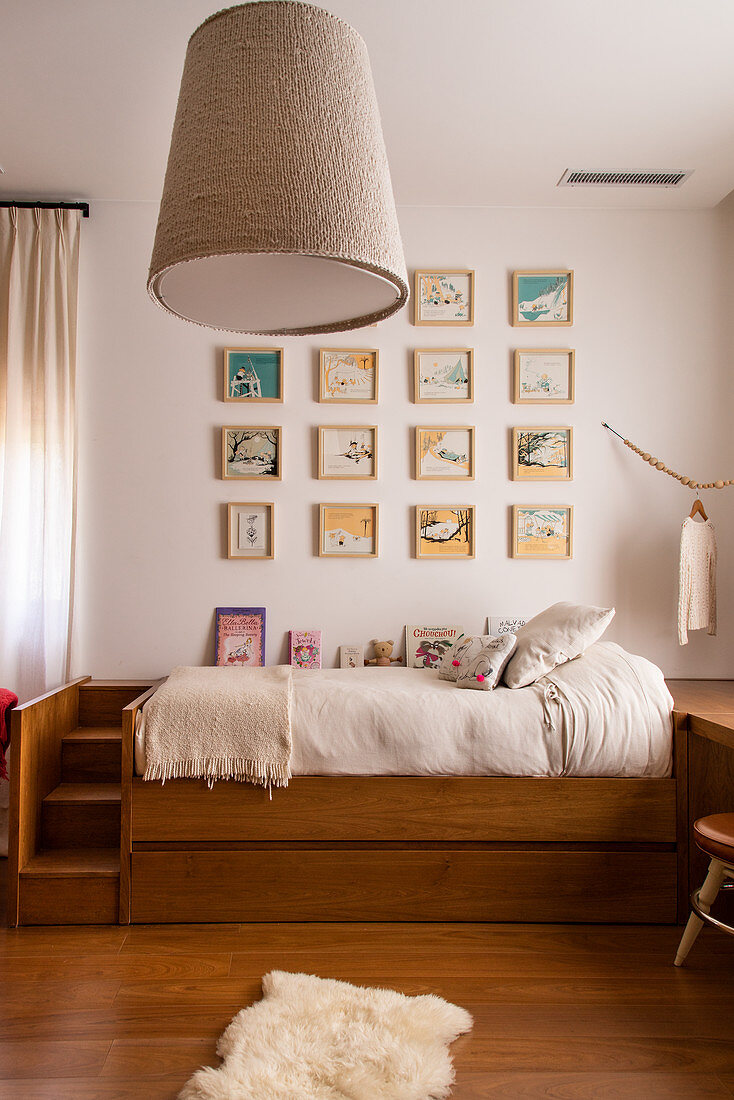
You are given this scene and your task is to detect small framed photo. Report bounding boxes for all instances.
[414,349,474,403]
[227,502,274,559]
[224,348,283,402]
[405,624,464,668]
[222,426,281,480]
[512,270,573,327]
[415,506,475,559]
[289,630,322,669]
[215,606,266,666]
[340,645,364,668]
[319,349,378,403]
[514,349,575,404]
[512,505,573,560]
[319,503,378,558]
[511,427,573,481]
[416,426,475,480]
[414,270,474,326]
[318,426,377,480]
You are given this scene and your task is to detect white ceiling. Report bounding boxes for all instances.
[3,0,734,210]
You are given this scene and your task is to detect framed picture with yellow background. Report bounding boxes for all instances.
[319,503,378,557]
[415,506,475,559]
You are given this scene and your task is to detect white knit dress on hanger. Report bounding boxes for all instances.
[678,517,717,645]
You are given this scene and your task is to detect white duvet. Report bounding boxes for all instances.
[135,642,673,778]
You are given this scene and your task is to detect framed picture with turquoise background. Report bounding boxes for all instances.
[512,270,573,327]
[224,348,283,402]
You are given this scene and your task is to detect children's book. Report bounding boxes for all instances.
[289,630,322,669]
[405,625,463,669]
[215,607,266,667]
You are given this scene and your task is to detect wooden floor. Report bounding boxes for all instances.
[1,860,734,1098]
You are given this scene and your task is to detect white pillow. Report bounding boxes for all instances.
[456,634,517,691]
[502,602,615,689]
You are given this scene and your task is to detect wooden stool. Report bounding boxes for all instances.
[675,813,734,966]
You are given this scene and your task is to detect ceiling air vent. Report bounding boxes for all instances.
[558,169,693,188]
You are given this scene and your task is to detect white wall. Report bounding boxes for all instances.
[72,200,734,678]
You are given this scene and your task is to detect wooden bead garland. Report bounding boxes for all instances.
[602,422,730,491]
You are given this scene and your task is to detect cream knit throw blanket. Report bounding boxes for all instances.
[142,665,292,787]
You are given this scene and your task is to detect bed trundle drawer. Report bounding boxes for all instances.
[130,777,677,844]
[129,848,677,924]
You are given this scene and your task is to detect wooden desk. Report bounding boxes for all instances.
[666,681,734,917]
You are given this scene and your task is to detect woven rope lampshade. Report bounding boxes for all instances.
[148,1,408,335]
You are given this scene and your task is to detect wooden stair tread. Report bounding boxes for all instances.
[63,726,122,743]
[43,783,121,805]
[21,849,120,876]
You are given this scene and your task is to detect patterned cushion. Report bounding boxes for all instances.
[438,634,478,682]
[453,634,517,691]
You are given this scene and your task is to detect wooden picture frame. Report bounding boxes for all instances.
[317,426,377,480]
[415,506,476,559]
[413,349,474,403]
[511,505,573,559]
[414,270,475,326]
[415,426,475,480]
[512,270,573,327]
[223,348,283,403]
[511,427,573,482]
[513,348,575,404]
[319,503,379,558]
[319,349,379,403]
[227,502,274,559]
[222,426,282,480]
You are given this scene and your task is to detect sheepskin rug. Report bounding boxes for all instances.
[178,970,472,1100]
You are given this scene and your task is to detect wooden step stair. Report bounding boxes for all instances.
[62,726,122,782]
[19,849,120,925]
[11,677,155,926]
[41,782,121,848]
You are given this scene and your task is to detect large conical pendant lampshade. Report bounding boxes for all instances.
[148,1,409,335]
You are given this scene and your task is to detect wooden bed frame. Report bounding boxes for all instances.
[120,686,686,925]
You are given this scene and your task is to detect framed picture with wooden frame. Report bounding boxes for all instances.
[317,425,377,480]
[227,502,274,559]
[319,349,379,403]
[414,270,475,326]
[512,270,574,327]
[415,426,475,480]
[413,349,474,404]
[513,348,575,404]
[511,426,573,482]
[511,504,573,559]
[319,503,379,558]
[415,505,476,559]
[222,426,282,480]
[223,348,283,402]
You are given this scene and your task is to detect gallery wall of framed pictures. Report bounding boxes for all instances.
[218,265,575,572]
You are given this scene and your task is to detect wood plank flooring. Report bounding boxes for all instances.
[1,859,734,1098]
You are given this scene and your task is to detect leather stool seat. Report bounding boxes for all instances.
[694,813,734,865]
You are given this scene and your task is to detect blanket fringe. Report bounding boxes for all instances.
[143,757,291,789]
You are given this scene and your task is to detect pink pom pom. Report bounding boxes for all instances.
[452,659,460,667]
[476,674,485,682]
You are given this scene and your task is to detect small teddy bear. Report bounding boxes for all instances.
[366,639,403,667]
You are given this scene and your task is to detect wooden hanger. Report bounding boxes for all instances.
[689,495,708,521]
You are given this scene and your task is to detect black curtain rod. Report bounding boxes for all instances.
[0,200,89,218]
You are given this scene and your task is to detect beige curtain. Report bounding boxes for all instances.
[0,208,81,702]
